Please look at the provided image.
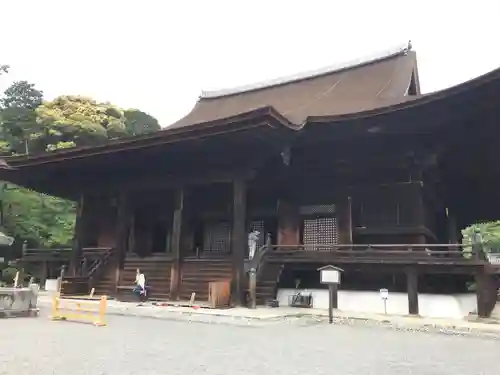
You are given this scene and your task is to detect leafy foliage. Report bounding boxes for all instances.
[124,109,161,136]
[36,96,128,150]
[0,185,75,247]
[0,69,161,249]
[462,221,500,254]
[0,81,43,154]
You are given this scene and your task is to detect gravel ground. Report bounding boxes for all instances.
[1,307,498,375]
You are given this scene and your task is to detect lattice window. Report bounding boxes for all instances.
[301,204,338,250]
[203,221,231,254]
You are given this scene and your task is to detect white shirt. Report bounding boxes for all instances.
[135,273,145,289]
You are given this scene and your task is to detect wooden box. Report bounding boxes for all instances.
[208,280,231,308]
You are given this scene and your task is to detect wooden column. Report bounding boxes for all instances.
[447,213,459,244]
[40,261,48,289]
[69,194,85,275]
[277,199,300,246]
[127,213,135,254]
[475,268,496,318]
[114,193,130,292]
[413,183,426,244]
[337,196,353,245]
[169,188,184,300]
[406,267,419,315]
[475,268,487,317]
[231,178,247,306]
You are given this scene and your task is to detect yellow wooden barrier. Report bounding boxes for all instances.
[51,295,107,327]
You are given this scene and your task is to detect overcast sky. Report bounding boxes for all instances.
[1,0,499,127]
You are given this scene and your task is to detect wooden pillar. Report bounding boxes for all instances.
[277,199,300,246]
[127,213,135,254]
[231,178,247,306]
[114,193,130,292]
[40,261,47,289]
[169,188,184,300]
[337,196,353,245]
[447,213,459,244]
[406,267,419,315]
[69,194,85,275]
[414,183,426,244]
[475,267,496,318]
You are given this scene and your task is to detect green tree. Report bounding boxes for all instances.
[0,64,10,153]
[0,81,44,154]
[124,109,161,136]
[1,186,75,247]
[0,67,162,251]
[36,95,128,150]
[462,221,500,255]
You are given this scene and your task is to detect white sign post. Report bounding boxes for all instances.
[379,288,389,314]
[318,265,344,324]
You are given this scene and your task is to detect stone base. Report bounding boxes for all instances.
[0,308,39,318]
[0,287,39,319]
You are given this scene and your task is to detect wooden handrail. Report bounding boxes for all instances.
[23,247,112,257]
[270,243,471,250]
[269,243,473,256]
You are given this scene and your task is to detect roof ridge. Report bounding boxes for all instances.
[200,41,412,99]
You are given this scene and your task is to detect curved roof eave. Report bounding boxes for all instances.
[305,65,500,124]
[3,106,296,167]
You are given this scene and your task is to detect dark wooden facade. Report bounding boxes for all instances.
[4,45,500,316]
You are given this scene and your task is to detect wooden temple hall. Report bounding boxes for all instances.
[2,43,500,317]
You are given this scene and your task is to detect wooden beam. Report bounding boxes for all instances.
[231,178,247,306]
[406,267,419,315]
[169,188,184,300]
[80,169,257,196]
[69,194,84,275]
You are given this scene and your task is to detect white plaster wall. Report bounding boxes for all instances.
[44,279,59,292]
[277,288,477,319]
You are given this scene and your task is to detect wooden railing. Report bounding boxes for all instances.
[22,247,72,260]
[267,243,485,260]
[87,248,115,292]
[24,247,115,296]
[78,248,114,276]
[22,247,112,261]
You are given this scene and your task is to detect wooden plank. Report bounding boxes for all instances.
[231,178,247,306]
[169,188,184,300]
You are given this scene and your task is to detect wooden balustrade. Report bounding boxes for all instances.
[22,247,112,262]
